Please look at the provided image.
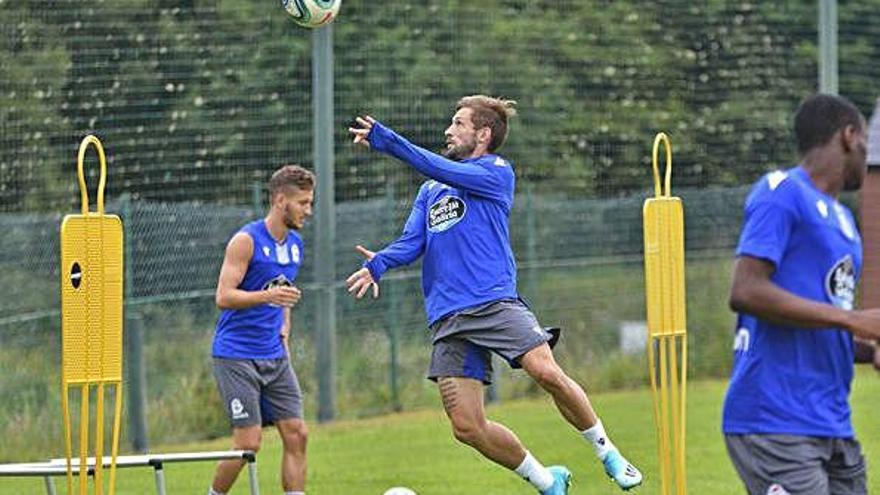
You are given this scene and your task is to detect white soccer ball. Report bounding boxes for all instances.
[281,0,341,29]
[383,488,417,495]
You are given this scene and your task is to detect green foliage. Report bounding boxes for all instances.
[4,0,880,210]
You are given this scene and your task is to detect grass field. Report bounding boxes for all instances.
[4,368,879,494]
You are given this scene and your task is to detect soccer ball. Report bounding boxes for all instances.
[281,0,341,28]
[382,489,416,495]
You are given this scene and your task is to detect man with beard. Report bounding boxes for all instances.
[208,165,313,495]
[345,96,642,494]
[723,94,880,495]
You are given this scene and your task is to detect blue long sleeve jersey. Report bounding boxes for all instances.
[364,122,519,326]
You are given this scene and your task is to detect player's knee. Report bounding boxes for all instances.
[529,363,567,392]
[449,416,485,446]
[451,424,480,446]
[282,421,308,451]
[235,437,262,453]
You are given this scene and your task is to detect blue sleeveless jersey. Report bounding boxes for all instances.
[212,220,304,359]
[363,122,519,326]
[722,166,862,438]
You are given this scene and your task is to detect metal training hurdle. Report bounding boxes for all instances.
[0,450,258,495]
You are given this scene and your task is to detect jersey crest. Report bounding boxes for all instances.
[826,255,855,310]
[428,195,467,232]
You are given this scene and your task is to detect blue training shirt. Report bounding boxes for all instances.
[364,121,519,326]
[212,220,304,359]
[722,166,862,438]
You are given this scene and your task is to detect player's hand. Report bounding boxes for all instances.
[346,267,379,299]
[845,309,880,340]
[349,115,376,148]
[265,286,301,307]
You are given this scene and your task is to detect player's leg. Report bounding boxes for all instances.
[519,343,596,429]
[261,357,308,494]
[276,418,308,493]
[520,344,642,490]
[429,333,569,494]
[450,299,639,490]
[438,375,524,466]
[210,358,265,495]
[211,425,262,494]
[724,434,829,495]
[438,375,569,494]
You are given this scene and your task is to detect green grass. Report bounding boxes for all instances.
[5,368,880,494]
[0,257,741,459]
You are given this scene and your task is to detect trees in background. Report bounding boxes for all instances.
[2,0,879,210]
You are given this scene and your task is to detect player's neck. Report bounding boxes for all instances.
[465,143,491,160]
[264,214,289,243]
[801,150,845,198]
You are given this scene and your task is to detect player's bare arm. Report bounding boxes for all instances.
[281,307,292,354]
[216,232,302,309]
[730,255,880,339]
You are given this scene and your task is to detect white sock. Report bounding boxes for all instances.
[208,489,226,495]
[284,492,304,495]
[581,420,615,458]
[514,451,554,491]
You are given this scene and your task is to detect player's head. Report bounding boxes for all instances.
[442,95,517,160]
[794,94,867,191]
[268,165,315,230]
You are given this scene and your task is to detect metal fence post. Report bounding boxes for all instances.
[125,312,148,452]
[120,192,148,452]
[313,24,337,422]
[384,187,401,412]
[818,0,838,94]
[251,181,262,216]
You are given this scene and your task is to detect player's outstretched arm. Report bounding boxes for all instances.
[729,256,880,340]
[348,115,509,201]
[216,233,302,309]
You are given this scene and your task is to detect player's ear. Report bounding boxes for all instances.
[477,127,492,145]
[841,124,859,153]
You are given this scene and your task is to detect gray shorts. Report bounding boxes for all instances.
[725,434,866,495]
[427,299,559,384]
[213,357,303,428]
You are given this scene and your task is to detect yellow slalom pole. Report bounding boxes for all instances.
[79,384,90,495]
[62,384,73,495]
[677,335,688,494]
[95,383,105,495]
[109,382,123,495]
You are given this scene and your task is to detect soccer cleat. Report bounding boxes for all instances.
[540,465,572,495]
[602,449,643,490]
